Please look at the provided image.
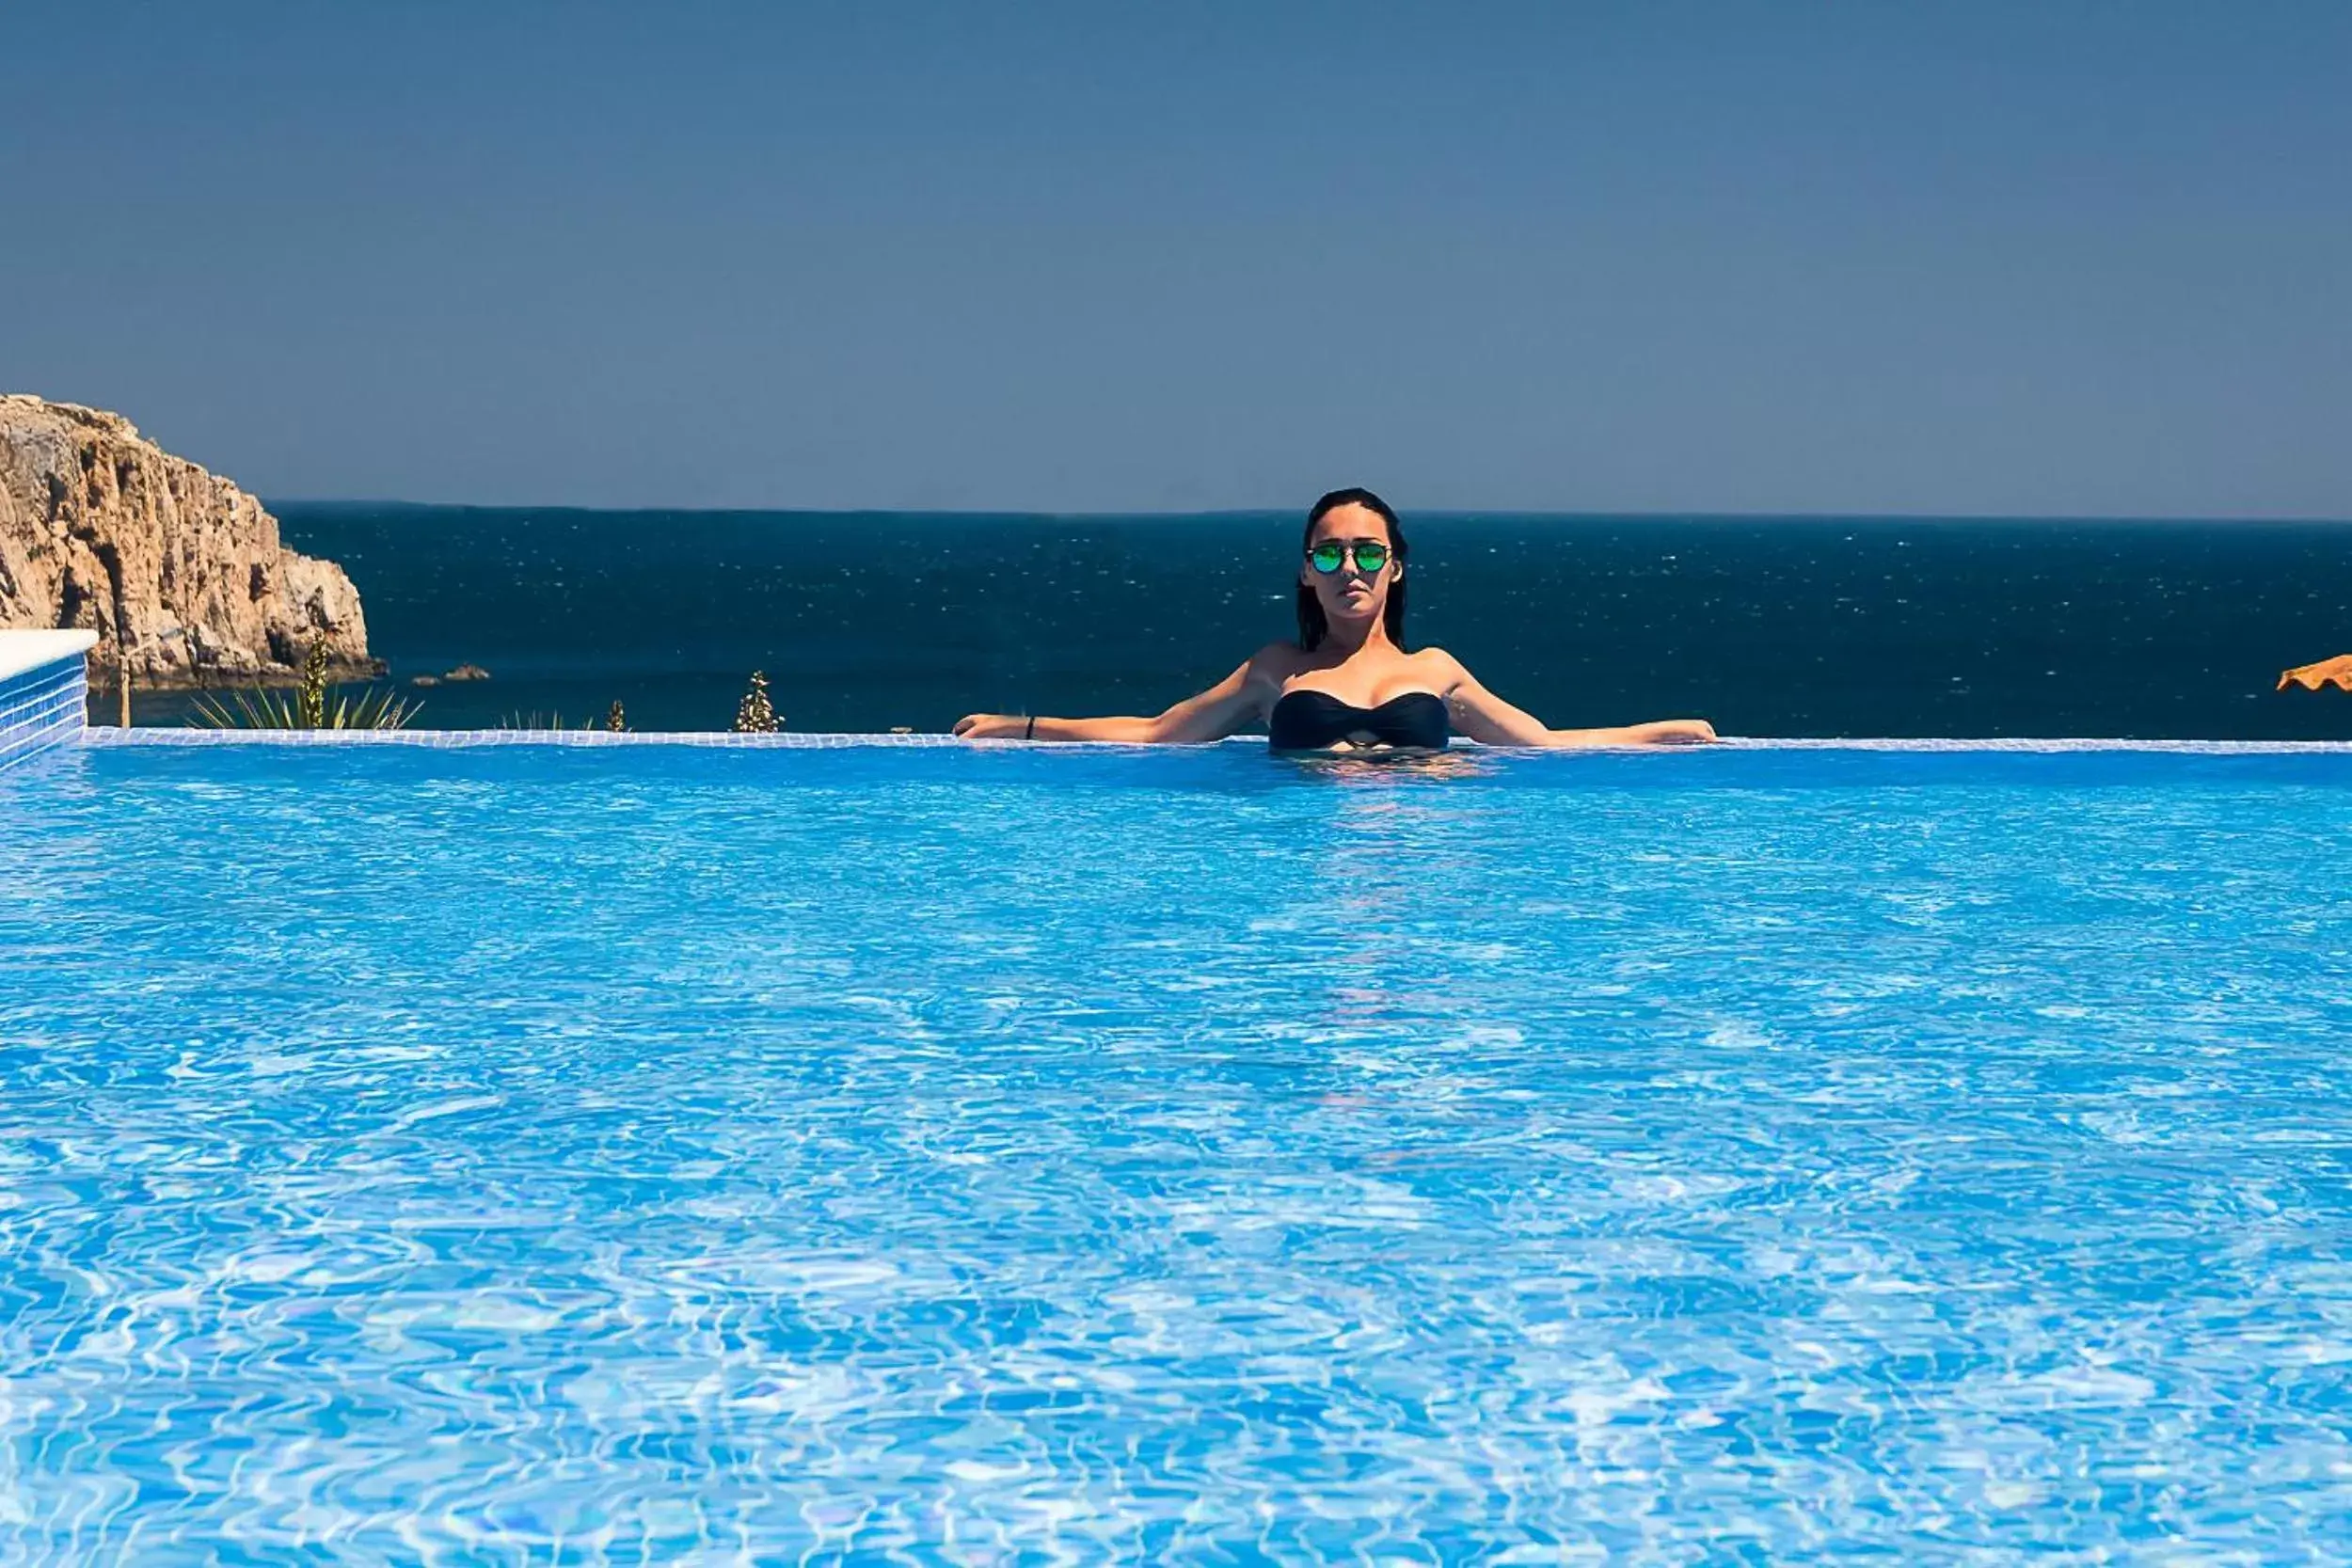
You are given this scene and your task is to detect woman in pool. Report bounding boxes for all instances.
[952,487,1718,752]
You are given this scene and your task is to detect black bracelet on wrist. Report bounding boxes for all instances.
[1025,716,1036,740]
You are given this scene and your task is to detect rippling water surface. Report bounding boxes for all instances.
[5,742,2352,1561]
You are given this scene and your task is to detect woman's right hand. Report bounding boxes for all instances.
[952,713,1024,738]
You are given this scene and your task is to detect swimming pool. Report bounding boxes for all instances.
[6,736,2351,1561]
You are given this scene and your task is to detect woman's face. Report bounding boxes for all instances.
[1301,502,1397,629]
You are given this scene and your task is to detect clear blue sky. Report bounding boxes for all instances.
[5,1,2345,515]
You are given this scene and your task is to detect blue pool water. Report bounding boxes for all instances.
[5,740,2352,1561]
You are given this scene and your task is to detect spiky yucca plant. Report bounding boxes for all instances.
[496,712,597,731]
[191,637,420,731]
[733,671,781,733]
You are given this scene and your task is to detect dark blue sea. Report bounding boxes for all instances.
[145,506,2352,739]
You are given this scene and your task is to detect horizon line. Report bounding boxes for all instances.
[264,499,2352,527]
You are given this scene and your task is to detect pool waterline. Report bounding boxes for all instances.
[72,725,2352,752]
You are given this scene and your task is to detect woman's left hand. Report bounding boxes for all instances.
[952,713,1025,738]
[1627,719,1718,745]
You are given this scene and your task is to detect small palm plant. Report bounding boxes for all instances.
[192,637,420,730]
[605,701,628,733]
[733,671,781,733]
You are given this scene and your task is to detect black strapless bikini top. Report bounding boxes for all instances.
[1267,689,1451,752]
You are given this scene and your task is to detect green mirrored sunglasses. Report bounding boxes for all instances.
[1308,540,1392,576]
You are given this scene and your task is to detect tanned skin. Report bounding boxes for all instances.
[954,501,1716,750]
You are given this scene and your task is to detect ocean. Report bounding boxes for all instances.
[135,506,2352,739]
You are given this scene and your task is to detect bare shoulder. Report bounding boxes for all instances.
[1407,645,1472,690]
[1245,641,1309,689]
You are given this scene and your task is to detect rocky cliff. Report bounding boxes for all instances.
[0,394,373,686]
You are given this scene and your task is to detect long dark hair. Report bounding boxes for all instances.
[1295,486,1408,651]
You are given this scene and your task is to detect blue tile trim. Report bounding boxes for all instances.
[0,653,87,773]
[74,729,2352,753]
[88,727,986,749]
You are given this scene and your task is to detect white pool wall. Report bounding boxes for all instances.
[0,630,98,772]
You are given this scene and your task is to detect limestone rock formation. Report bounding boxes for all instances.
[0,394,373,686]
[2279,655,2352,692]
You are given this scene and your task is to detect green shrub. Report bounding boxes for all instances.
[734,671,781,733]
[191,638,420,731]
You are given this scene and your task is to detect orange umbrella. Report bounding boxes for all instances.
[2278,655,2352,692]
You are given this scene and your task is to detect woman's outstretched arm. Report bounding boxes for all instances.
[953,651,1278,743]
[1435,655,1716,748]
